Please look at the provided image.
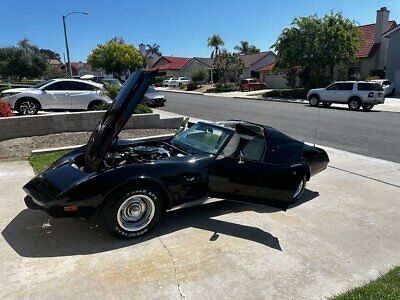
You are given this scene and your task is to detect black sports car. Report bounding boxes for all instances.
[23,70,329,239]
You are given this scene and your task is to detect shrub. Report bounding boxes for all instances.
[263,88,308,99]
[154,75,170,87]
[0,99,14,117]
[104,84,121,100]
[186,82,198,91]
[134,104,152,114]
[192,68,209,83]
[211,82,239,93]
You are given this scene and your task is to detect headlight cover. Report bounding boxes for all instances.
[1,92,21,97]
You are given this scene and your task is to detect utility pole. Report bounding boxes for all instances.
[62,12,89,78]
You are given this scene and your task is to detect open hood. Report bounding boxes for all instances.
[84,70,157,172]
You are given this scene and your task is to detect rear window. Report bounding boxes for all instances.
[327,83,353,90]
[358,83,384,91]
[383,80,391,85]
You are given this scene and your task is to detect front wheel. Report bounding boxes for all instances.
[309,96,320,107]
[102,185,165,239]
[17,99,39,115]
[362,104,374,111]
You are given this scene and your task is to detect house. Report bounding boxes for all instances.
[61,62,106,77]
[238,51,277,79]
[348,7,397,80]
[180,57,214,82]
[139,44,161,68]
[152,56,191,77]
[384,24,400,95]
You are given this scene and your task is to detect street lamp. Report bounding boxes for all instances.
[62,11,89,78]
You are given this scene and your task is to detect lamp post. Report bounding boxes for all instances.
[62,11,89,78]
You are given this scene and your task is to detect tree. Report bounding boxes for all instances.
[0,39,47,80]
[207,35,224,58]
[234,41,260,54]
[146,43,161,56]
[40,49,61,61]
[191,68,209,83]
[87,37,144,79]
[213,50,244,83]
[272,12,360,87]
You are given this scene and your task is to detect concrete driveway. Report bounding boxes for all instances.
[1,148,399,299]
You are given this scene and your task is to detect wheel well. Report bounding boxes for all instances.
[348,96,361,103]
[87,100,105,110]
[101,178,172,211]
[308,94,320,100]
[15,97,42,110]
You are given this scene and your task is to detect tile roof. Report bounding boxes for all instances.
[258,62,276,73]
[356,21,397,58]
[239,52,273,67]
[157,56,191,71]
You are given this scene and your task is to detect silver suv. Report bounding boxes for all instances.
[307,81,385,111]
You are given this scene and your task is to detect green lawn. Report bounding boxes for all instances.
[333,267,400,299]
[28,149,70,174]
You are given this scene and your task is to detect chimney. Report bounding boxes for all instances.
[139,43,146,57]
[375,7,390,44]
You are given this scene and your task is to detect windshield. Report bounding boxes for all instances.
[147,86,157,93]
[171,122,233,154]
[34,80,54,88]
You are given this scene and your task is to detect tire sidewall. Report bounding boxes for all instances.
[292,176,306,202]
[103,185,165,239]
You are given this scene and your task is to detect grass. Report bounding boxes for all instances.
[333,267,400,299]
[28,149,70,174]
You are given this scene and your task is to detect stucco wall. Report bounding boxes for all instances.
[180,60,211,80]
[386,29,400,93]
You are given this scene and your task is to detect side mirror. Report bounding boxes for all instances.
[238,150,245,164]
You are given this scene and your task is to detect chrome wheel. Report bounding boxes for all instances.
[293,178,305,199]
[117,195,155,232]
[348,98,361,110]
[19,100,38,115]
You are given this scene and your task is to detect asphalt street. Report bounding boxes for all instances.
[160,92,400,163]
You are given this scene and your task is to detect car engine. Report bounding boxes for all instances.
[103,144,176,168]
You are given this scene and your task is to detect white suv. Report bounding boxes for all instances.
[169,77,191,87]
[307,81,385,111]
[0,78,112,115]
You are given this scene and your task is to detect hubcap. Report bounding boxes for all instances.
[349,100,359,109]
[117,195,155,232]
[19,101,37,115]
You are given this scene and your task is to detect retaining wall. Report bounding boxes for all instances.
[0,111,183,141]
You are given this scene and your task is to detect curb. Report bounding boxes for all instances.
[158,89,204,96]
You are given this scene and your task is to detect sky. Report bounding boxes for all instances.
[1,0,399,62]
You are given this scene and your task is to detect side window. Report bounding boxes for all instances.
[45,81,70,91]
[326,83,338,90]
[70,82,97,91]
[337,83,354,90]
[241,138,266,161]
[383,81,391,85]
[358,83,372,91]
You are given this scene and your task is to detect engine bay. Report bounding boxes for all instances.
[103,142,186,168]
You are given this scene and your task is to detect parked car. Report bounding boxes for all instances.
[307,81,385,111]
[169,77,191,87]
[0,79,112,115]
[142,86,166,107]
[369,79,395,96]
[80,75,123,87]
[23,70,329,239]
[240,78,267,91]
[162,77,177,87]
[102,78,123,87]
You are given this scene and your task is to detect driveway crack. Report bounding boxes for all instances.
[158,237,186,299]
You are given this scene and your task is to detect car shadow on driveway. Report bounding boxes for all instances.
[2,190,318,258]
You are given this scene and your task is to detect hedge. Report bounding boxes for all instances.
[263,88,308,99]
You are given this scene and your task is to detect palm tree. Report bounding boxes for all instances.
[207,35,224,58]
[146,43,161,56]
[234,41,260,54]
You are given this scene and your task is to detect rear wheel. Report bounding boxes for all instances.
[348,97,361,110]
[362,104,374,111]
[102,185,165,239]
[292,176,306,202]
[309,95,320,107]
[17,99,39,115]
[88,101,104,111]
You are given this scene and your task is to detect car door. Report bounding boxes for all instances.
[41,81,71,109]
[334,82,354,102]
[208,133,305,202]
[69,81,98,110]
[323,83,339,101]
